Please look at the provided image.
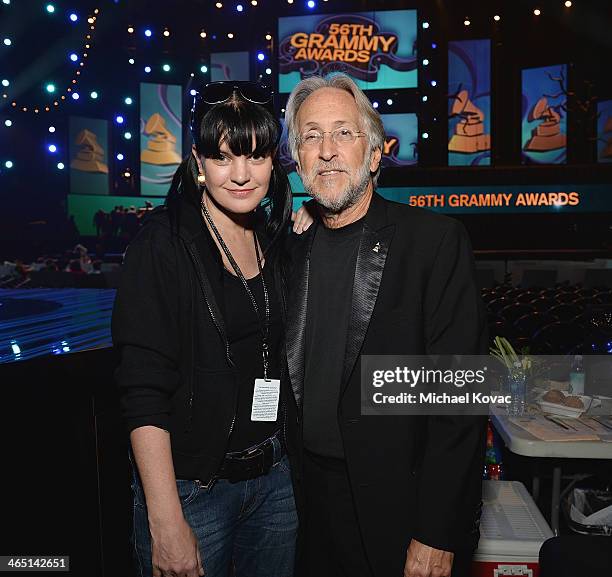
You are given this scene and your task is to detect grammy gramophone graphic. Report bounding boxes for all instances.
[70,129,109,173]
[448,90,491,154]
[524,97,566,151]
[141,113,182,165]
[601,116,612,158]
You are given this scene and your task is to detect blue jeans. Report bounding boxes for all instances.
[130,438,298,577]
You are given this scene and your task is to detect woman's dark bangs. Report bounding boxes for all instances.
[197,101,279,159]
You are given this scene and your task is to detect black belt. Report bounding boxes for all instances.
[216,432,285,483]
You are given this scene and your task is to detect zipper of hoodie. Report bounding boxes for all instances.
[185,243,237,441]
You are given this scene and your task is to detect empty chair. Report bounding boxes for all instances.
[487,297,510,314]
[516,291,539,303]
[556,292,580,304]
[513,312,557,340]
[549,303,582,322]
[530,297,558,313]
[499,303,537,325]
[531,322,585,354]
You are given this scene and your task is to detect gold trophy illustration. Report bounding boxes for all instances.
[141,113,182,165]
[602,116,612,158]
[70,129,109,173]
[524,97,566,151]
[448,90,491,154]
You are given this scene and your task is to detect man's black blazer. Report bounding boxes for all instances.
[285,192,488,576]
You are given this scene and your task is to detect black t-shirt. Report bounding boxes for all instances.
[303,219,363,458]
[223,264,282,452]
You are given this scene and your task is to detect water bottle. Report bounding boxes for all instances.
[506,362,526,417]
[569,355,585,396]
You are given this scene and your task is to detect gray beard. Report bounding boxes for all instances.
[303,155,373,214]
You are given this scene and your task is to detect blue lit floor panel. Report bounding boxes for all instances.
[0,288,115,364]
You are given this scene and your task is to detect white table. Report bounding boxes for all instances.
[490,410,612,535]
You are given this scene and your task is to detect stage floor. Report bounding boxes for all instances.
[0,288,114,364]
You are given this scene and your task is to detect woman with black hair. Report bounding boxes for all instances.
[112,82,311,577]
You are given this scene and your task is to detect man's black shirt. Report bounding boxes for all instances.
[303,218,363,458]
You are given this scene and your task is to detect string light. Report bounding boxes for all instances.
[162,63,171,72]
[464,18,471,26]
[265,34,272,40]
[57,162,65,170]
[227,32,234,38]
[127,26,134,33]
[534,8,541,15]
[200,30,207,38]
[422,21,429,29]
[565,1,572,7]
[124,97,133,105]
[163,29,170,37]
[4,119,12,127]
[494,15,501,22]
[12,9,102,113]
[46,4,55,14]
[200,65,208,73]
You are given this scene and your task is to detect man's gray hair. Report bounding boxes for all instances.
[284,73,385,186]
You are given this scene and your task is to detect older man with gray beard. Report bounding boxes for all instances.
[283,73,488,577]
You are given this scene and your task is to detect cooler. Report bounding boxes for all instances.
[472,481,553,577]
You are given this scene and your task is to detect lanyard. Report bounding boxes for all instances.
[201,201,271,380]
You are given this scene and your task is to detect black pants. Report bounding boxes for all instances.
[298,450,476,577]
[299,450,374,577]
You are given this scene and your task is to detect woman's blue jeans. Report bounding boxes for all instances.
[130,438,298,577]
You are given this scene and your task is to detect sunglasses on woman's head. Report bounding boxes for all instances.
[196,81,273,105]
[190,81,275,147]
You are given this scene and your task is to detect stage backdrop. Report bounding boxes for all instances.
[211,51,250,81]
[278,9,417,93]
[140,83,183,196]
[597,99,612,163]
[448,39,491,166]
[521,64,567,164]
[69,117,109,195]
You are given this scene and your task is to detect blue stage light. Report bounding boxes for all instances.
[72,92,79,100]
[144,66,151,73]
[372,101,379,109]
[48,144,57,153]
[57,162,65,170]
[144,28,152,37]
[237,4,243,11]
[70,53,78,62]
[307,0,315,8]
[257,53,265,61]
[90,91,98,99]
[116,115,124,124]
[69,13,78,22]
[190,89,197,96]
[116,153,124,160]
[5,160,13,168]
[46,83,55,93]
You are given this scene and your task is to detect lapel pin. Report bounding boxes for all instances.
[373,242,381,253]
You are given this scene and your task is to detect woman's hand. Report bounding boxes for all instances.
[150,515,204,577]
[291,204,314,234]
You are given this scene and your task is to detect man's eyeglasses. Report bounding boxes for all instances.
[297,127,367,149]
